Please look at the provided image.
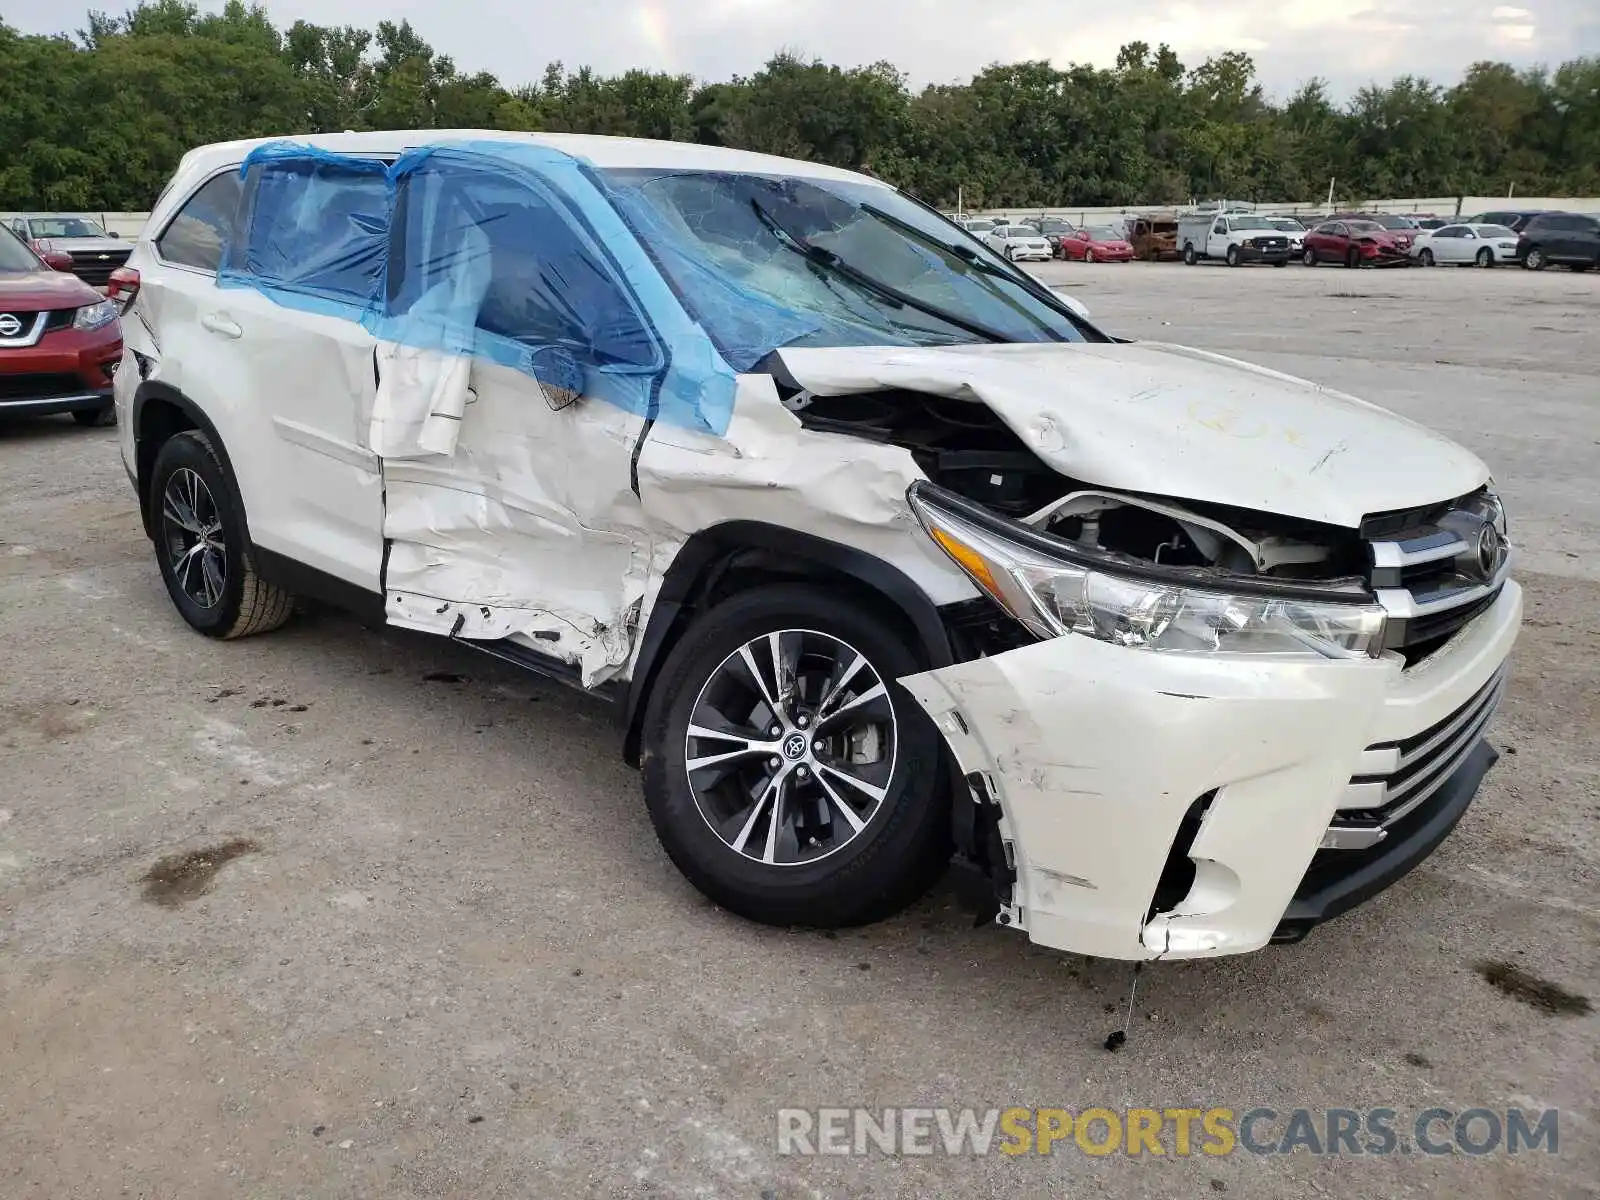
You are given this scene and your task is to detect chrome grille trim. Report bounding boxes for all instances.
[1322,667,1507,848]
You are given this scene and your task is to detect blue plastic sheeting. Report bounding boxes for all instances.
[213,139,738,436]
[218,144,389,318]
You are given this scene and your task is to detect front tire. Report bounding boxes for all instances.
[640,584,949,929]
[1225,245,1240,267]
[1419,249,1435,267]
[1524,247,1546,270]
[1303,247,1317,266]
[1476,247,1494,267]
[1085,248,1095,263]
[1346,248,1363,268]
[149,430,296,639]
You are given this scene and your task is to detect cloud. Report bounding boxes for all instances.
[3,0,1590,99]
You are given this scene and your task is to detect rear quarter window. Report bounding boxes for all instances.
[157,171,244,271]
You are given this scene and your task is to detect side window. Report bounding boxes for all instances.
[391,165,657,372]
[1213,220,1227,235]
[156,171,243,271]
[228,157,388,301]
[1436,226,1461,238]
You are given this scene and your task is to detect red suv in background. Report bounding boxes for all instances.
[0,225,122,427]
[1301,219,1412,268]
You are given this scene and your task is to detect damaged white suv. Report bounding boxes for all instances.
[114,132,1520,960]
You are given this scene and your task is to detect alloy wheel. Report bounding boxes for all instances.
[684,629,897,867]
[160,467,227,609]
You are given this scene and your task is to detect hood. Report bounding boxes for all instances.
[0,268,101,309]
[774,341,1489,529]
[34,236,132,253]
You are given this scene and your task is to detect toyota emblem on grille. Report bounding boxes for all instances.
[0,313,22,337]
[1474,522,1506,579]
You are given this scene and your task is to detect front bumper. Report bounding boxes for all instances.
[902,581,1521,960]
[0,322,121,416]
[1235,245,1291,264]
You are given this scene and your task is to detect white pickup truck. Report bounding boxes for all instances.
[1178,213,1293,267]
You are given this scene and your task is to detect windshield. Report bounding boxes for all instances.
[599,169,1088,358]
[1477,225,1517,238]
[1039,219,1072,232]
[0,229,42,272]
[1227,217,1276,231]
[1347,220,1384,233]
[1372,215,1414,229]
[1268,218,1303,231]
[24,216,106,239]
[1086,226,1122,241]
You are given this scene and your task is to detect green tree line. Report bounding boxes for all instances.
[3,0,1598,211]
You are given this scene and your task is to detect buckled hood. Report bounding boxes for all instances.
[773,341,1489,528]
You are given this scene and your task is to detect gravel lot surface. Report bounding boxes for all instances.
[2,260,1596,1198]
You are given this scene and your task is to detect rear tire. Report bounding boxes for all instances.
[1346,248,1362,268]
[71,402,116,427]
[1183,243,1197,265]
[640,584,949,929]
[149,430,296,639]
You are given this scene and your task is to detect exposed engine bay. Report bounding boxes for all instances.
[792,388,1368,582]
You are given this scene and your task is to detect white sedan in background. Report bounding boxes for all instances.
[1410,223,1521,267]
[986,224,1053,261]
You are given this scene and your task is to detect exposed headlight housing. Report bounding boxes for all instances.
[909,484,1387,659]
[73,299,120,331]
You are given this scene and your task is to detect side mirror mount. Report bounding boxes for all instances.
[107,231,122,240]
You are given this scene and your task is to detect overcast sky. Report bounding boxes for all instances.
[11,0,1598,99]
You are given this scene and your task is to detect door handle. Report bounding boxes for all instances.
[201,313,242,339]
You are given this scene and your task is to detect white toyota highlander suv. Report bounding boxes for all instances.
[112,132,1520,960]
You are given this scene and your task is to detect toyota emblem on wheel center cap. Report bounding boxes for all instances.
[782,731,809,760]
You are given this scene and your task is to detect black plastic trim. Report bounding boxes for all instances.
[252,547,386,626]
[909,479,1376,605]
[620,521,956,764]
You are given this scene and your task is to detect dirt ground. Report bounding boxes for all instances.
[1,261,1596,1198]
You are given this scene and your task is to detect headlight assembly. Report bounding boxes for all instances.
[910,485,1387,659]
[73,299,120,331]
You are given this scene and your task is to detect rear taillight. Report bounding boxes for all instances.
[106,267,140,310]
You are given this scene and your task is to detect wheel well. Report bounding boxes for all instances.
[620,525,955,766]
[132,386,242,540]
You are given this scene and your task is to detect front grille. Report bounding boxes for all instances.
[42,308,76,332]
[67,250,130,287]
[1364,488,1509,663]
[1322,667,1506,848]
[0,372,88,400]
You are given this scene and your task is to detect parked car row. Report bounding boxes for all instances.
[958,206,1599,272]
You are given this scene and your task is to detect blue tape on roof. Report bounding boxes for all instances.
[214,139,738,436]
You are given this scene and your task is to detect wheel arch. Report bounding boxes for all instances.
[621,522,956,766]
[132,383,246,541]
